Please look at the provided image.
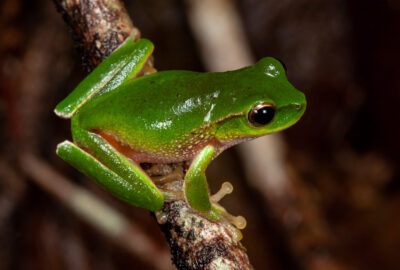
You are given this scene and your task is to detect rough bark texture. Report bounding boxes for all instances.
[52,0,253,269]
[158,201,253,270]
[53,0,139,72]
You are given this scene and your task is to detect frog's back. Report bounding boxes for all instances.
[72,69,246,162]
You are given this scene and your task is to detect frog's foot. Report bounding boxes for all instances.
[210,181,233,203]
[149,167,185,201]
[151,168,184,185]
[160,189,185,201]
[208,181,247,231]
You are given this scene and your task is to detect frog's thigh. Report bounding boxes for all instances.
[184,145,216,212]
[58,134,163,211]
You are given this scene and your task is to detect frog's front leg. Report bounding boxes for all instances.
[184,145,247,229]
[184,145,215,213]
[57,129,164,211]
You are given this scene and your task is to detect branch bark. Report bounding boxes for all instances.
[53,0,139,72]
[52,0,253,269]
[158,201,252,270]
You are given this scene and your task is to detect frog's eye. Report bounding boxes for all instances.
[276,58,287,74]
[248,103,275,126]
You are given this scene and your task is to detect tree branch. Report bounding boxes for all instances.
[53,0,139,72]
[52,0,253,269]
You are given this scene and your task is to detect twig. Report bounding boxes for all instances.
[158,201,253,270]
[52,0,253,269]
[53,0,140,72]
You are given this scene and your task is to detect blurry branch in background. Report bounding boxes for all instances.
[185,0,289,196]
[185,0,253,71]
[47,0,253,269]
[186,0,351,270]
[20,153,172,270]
[0,162,27,270]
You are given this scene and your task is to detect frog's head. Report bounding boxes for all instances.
[215,57,306,144]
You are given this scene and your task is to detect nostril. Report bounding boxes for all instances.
[295,104,302,110]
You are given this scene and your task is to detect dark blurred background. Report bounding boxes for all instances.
[1,0,399,269]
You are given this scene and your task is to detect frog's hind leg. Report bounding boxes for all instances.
[55,38,154,119]
[57,130,164,211]
[56,141,146,206]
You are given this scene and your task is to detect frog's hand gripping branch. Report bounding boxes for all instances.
[54,38,154,119]
[184,146,247,229]
[184,146,215,213]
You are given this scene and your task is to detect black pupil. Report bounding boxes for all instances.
[252,106,275,125]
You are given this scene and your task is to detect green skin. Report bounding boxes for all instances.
[55,38,306,220]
